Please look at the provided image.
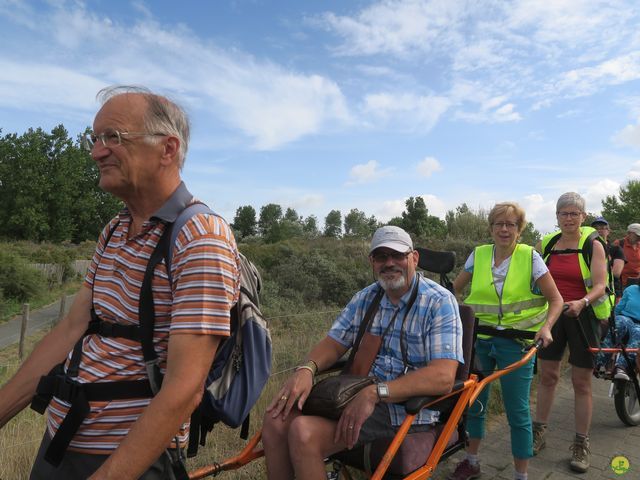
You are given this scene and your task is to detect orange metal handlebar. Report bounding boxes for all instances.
[188,431,264,479]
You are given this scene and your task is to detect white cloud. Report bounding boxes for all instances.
[0,60,105,113]
[613,119,640,149]
[630,160,640,179]
[377,199,406,221]
[347,160,393,185]
[419,194,446,218]
[416,156,442,177]
[452,83,522,123]
[362,92,450,131]
[550,52,640,98]
[320,0,465,57]
[0,5,351,150]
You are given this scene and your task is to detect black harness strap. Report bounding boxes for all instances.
[475,324,536,340]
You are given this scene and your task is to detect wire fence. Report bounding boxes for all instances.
[0,308,343,369]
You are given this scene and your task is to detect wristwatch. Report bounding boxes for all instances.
[377,383,390,401]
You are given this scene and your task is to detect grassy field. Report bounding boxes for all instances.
[0,306,517,479]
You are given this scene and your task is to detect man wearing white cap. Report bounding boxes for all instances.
[261,225,464,480]
[615,223,640,288]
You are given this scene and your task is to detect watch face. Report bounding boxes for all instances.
[378,383,389,398]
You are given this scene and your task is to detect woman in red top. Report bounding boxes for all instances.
[532,192,608,474]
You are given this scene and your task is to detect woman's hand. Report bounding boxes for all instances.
[534,325,553,347]
[266,369,314,420]
[563,299,584,318]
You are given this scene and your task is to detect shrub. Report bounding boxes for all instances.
[0,250,46,302]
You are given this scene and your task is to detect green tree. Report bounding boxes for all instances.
[445,203,489,242]
[0,126,121,242]
[520,221,541,246]
[344,208,378,237]
[401,197,446,238]
[232,205,257,240]
[280,208,304,240]
[258,203,283,238]
[302,215,320,237]
[324,210,342,237]
[601,180,640,233]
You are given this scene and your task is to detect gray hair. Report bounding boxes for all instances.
[556,192,586,213]
[96,85,190,169]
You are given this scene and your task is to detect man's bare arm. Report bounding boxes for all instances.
[0,286,92,428]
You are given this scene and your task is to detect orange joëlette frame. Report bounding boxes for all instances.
[188,342,541,480]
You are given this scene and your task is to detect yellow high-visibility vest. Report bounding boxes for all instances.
[464,244,548,333]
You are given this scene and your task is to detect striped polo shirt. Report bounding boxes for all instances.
[328,274,464,426]
[46,183,240,454]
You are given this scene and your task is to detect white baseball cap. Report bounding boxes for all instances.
[369,226,413,253]
[628,223,640,236]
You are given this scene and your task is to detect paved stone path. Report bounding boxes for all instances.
[0,294,75,349]
[433,367,639,479]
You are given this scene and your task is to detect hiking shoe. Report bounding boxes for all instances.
[532,422,547,456]
[448,459,481,480]
[614,366,630,381]
[569,437,591,473]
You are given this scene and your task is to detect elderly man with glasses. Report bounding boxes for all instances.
[261,225,464,480]
[0,86,240,479]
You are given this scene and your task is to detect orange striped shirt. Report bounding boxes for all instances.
[47,195,240,454]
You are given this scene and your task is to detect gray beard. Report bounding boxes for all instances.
[377,274,407,292]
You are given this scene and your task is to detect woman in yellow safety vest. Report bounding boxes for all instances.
[448,202,563,480]
[532,192,609,474]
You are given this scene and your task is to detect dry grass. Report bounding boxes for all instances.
[0,329,49,480]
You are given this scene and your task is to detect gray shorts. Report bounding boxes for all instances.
[30,431,180,480]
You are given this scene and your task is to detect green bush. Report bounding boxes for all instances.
[0,250,46,302]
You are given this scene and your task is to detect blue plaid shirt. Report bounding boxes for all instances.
[328,274,464,426]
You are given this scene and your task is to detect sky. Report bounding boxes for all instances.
[1,0,640,234]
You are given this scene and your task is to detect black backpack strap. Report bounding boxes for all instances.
[541,232,560,261]
[165,202,215,286]
[140,201,215,459]
[33,375,153,466]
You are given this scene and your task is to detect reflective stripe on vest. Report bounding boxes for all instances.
[541,226,612,320]
[463,243,548,332]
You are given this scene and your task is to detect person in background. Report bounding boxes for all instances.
[448,202,563,480]
[615,223,640,288]
[591,217,625,300]
[533,192,610,473]
[597,279,640,381]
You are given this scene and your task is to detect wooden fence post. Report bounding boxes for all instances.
[56,295,67,326]
[19,303,29,360]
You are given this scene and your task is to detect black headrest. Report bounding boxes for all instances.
[415,247,455,275]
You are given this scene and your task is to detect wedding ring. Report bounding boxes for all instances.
[348,425,354,429]
[280,395,288,402]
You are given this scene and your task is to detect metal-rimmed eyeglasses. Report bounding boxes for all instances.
[492,221,518,230]
[82,128,167,151]
[556,211,582,219]
[370,251,412,263]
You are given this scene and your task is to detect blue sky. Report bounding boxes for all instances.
[1,0,640,234]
